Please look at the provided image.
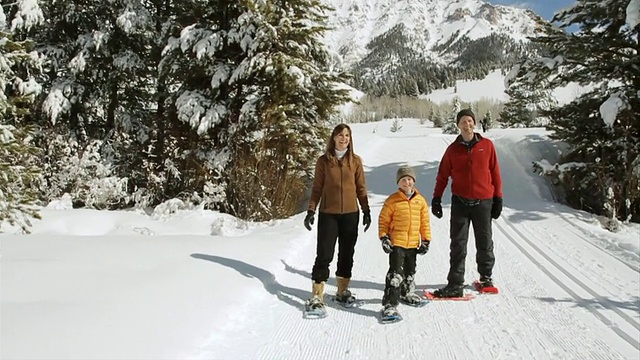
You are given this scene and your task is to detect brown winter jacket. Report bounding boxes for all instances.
[308,153,370,214]
[378,189,431,249]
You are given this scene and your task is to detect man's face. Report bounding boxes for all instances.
[457,116,475,134]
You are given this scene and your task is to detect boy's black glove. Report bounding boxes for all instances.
[363,210,371,232]
[431,197,443,219]
[418,241,430,255]
[380,235,393,254]
[491,197,503,219]
[304,210,315,231]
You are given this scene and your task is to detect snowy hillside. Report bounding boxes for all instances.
[2,120,639,359]
[423,69,590,104]
[323,0,540,67]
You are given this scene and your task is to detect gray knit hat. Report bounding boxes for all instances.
[396,165,416,184]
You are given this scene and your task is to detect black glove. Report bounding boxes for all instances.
[304,210,315,231]
[431,197,443,219]
[363,210,371,232]
[491,197,503,219]
[418,241,430,255]
[380,235,393,254]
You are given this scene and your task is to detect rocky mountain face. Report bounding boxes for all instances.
[321,0,545,96]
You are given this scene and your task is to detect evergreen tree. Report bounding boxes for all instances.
[31,0,157,207]
[160,0,350,220]
[499,83,535,127]
[229,0,350,219]
[502,67,557,127]
[0,1,45,232]
[516,0,640,222]
[442,98,461,134]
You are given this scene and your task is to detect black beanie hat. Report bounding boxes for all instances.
[456,109,476,125]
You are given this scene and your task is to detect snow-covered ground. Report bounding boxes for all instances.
[423,69,590,105]
[2,120,639,359]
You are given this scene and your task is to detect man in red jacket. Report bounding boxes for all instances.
[431,109,503,298]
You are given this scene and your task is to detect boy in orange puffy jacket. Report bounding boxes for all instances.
[378,165,432,317]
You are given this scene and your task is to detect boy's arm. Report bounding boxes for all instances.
[378,199,393,238]
[420,197,432,241]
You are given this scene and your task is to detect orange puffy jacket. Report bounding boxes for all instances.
[378,188,431,249]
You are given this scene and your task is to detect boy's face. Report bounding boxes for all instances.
[398,176,415,193]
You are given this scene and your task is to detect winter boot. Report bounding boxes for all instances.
[400,292,423,305]
[305,282,325,310]
[335,276,356,304]
[478,275,494,288]
[382,304,400,318]
[400,276,421,304]
[432,284,464,298]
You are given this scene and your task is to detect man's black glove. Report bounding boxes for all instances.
[418,241,430,255]
[304,210,315,231]
[380,235,393,254]
[363,210,371,232]
[491,197,503,219]
[431,197,443,219]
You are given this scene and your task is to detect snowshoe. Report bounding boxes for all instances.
[423,288,475,301]
[473,278,499,294]
[334,290,364,308]
[303,296,327,319]
[399,293,430,307]
[380,305,402,324]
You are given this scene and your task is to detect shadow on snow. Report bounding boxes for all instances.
[190,253,382,319]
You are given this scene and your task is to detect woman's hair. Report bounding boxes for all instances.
[325,123,355,167]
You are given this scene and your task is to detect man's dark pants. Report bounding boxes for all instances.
[447,196,495,286]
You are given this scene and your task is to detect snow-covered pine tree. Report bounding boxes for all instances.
[161,0,350,220]
[0,0,45,232]
[159,0,255,214]
[33,0,155,208]
[442,97,461,134]
[499,83,535,127]
[226,0,351,219]
[515,0,640,223]
[502,68,556,127]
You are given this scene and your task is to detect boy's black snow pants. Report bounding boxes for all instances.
[311,211,360,283]
[382,247,417,306]
[447,196,495,286]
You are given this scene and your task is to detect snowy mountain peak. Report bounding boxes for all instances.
[323,0,541,67]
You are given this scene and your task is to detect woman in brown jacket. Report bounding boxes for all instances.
[303,124,370,315]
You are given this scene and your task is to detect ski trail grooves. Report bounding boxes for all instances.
[515,135,640,272]
[465,228,623,359]
[551,210,640,273]
[496,218,640,351]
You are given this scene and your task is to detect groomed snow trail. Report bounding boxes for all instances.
[194,121,639,360]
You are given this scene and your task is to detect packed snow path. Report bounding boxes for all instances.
[2,121,638,359]
[195,125,639,360]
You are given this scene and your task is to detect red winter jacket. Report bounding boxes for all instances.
[433,134,502,200]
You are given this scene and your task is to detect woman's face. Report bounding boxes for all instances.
[333,128,350,151]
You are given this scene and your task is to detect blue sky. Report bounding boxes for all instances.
[488,0,577,20]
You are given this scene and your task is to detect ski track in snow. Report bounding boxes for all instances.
[507,135,640,273]
[497,219,639,350]
[194,127,639,360]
